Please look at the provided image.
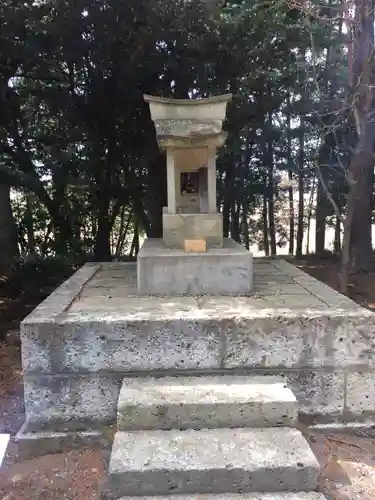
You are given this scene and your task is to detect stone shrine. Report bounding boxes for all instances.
[17,94,375,500]
[137,93,253,295]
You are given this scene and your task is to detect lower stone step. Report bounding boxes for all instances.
[117,494,327,500]
[108,427,320,497]
[117,375,297,431]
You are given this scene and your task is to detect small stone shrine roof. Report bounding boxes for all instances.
[144,94,232,146]
[143,93,233,106]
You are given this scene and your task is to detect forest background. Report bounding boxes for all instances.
[1,0,375,307]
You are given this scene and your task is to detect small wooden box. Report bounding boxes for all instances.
[184,239,207,253]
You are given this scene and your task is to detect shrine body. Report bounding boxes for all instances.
[138,94,254,295]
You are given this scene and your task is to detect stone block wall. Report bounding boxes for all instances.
[20,261,375,430]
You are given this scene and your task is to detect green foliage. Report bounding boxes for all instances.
[0,0,358,261]
[1,256,77,299]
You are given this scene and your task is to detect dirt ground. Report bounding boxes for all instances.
[1,429,375,499]
[1,258,375,499]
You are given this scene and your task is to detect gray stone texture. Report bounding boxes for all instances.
[108,427,320,497]
[137,238,253,295]
[117,495,327,500]
[346,371,375,416]
[23,374,122,424]
[155,119,222,137]
[285,371,345,421]
[117,375,297,431]
[162,213,223,248]
[22,319,221,374]
[144,93,232,121]
[19,258,375,435]
[15,424,111,461]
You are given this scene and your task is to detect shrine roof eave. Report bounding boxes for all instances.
[144,93,233,106]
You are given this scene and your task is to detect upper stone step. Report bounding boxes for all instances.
[118,494,327,500]
[108,427,320,497]
[117,375,297,431]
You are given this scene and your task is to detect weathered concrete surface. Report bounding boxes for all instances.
[162,213,223,248]
[137,238,253,295]
[117,375,297,430]
[108,427,320,496]
[19,258,375,444]
[15,422,112,460]
[117,494,327,500]
[284,370,345,421]
[144,93,232,126]
[23,374,122,424]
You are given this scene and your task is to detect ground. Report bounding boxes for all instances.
[1,256,375,499]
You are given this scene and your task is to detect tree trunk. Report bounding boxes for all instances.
[262,193,270,256]
[0,183,19,272]
[286,95,294,255]
[268,176,277,255]
[129,217,140,258]
[243,221,250,250]
[334,216,341,255]
[146,153,166,238]
[267,113,277,256]
[93,170,122,261]
[91,213,97,252]
[134,216,140,256]
[347,150,374,272]
[340,217,351,294]
[296,120,305,259]
[24,192,36,255]
[341,122,375,291]
[51,168,72,254]
[340,0,375,290]
[304,180,314,255]
[33,185,72,253]
[116,207,133,257]
[288,171,295,255]
[230,202,240,242]
[315,178,326,257]
[94,213,112,261]
[223,199,230,237]
[306,215,311,255]
[115,205,126,257]
[242,204,250,250]
[41,222,53,255]
[222,160,233,238]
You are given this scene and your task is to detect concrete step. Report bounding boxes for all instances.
[108,427,320,497]
[117,376,297,431]
[117,495,327,500]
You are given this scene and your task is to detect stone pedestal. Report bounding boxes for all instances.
[137,238,253,295]
[162,213,223,249]
[141,93,254,296]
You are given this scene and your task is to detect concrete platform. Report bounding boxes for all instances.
[137,238,253,295]
[18,257,375,457]
[117,375,297,430]
[117,495,327,500]
[108,427,320,496]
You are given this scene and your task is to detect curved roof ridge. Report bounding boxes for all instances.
[143,94,233,105]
